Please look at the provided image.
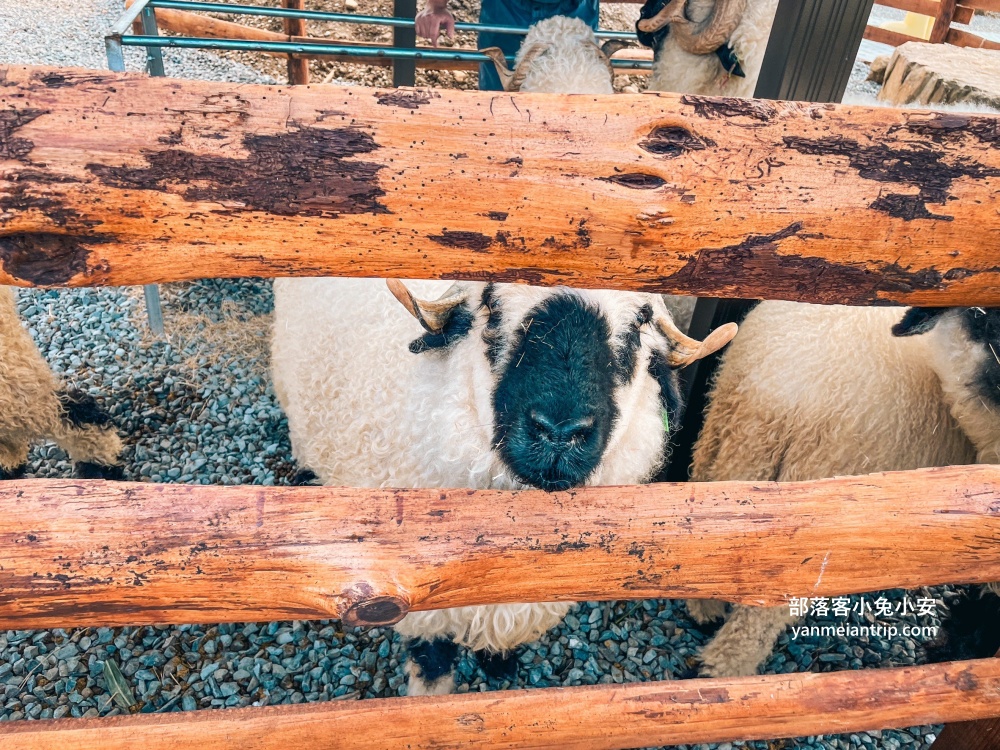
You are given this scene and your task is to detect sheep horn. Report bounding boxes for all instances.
[479,47,515,91]
[508,43,550,91]
[673,0,748,55]
[636,0,687,35]
[387,279,468,334]
[595,40,632,82]
[656,316,738,368]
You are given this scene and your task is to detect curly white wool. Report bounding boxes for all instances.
[647,0,779,97]
[513,16,615,95]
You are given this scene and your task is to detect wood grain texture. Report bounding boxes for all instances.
[3,658,1000,749]
[1,65,999,304]
[930,0,958,44]
[1,465,998,630]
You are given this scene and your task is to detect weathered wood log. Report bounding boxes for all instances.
[930,0,959,44]
[1,466,999,630]
[932,649,1000,749]
[1,65,999,303]
[3,658,1000,750]
[877,41,1000,106]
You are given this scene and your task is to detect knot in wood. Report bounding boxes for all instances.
[342,593,409,627]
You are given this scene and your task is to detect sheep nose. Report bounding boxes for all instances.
[529,410,595,445]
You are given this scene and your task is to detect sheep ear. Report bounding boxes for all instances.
[387,279,469,334]
[656,315,738,368]
[479,47,516,91]
[892,307,949,337]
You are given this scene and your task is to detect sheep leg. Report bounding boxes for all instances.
[0,438,29,479]
[697,604,798,677]
[404,638,459,696]
[47,389,123,479]
[686,598,728,625]
[476,648,519,682]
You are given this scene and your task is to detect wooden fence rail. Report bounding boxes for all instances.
[2,65,999,304]
[865,0,1000,50]
[1,466,998,631]
[3,658,1000,750]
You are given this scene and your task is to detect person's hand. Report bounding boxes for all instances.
[415,0,455,47]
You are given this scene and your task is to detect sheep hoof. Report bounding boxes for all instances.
[476,649,519,682]
[0,463,27,480]
[289,468,320,486]
[406,638,459,696]
[687,598,728,627]
[73,462,125,481]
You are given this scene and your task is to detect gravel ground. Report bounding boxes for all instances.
[0,2,983,748]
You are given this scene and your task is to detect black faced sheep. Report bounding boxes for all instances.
[271,278,736,694]
[687,302,999,677]
[0,287,123,479]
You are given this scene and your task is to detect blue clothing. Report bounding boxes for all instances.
[477,0,600,91]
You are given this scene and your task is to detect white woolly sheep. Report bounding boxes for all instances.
[271,277,736,694]
[686,302,999,678]
[0,286,123,479]
[480,16,627,95]
[639,0,779,97]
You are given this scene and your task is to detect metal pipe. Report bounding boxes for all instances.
[105,37,127,72]
[120,35,653,68]
[148,0,638,40]
[111,0,153,36]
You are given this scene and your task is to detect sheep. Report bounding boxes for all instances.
[685,302,999,678]
[271,277,737,694]
[0,286,123,479]
[637,0,779,97]
[479,15,628,95]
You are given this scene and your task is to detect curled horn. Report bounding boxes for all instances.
[656,315,738,368]
[387,279,469,334]
[480,43,550,91]
[638,0,747,56]
[595,39,633,81]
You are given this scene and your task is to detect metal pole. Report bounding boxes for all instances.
[662,0,876,483]
[139,6,166,337]
[393,0,417,87]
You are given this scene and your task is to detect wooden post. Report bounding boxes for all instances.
[282,0,310,84]
[930,0,959,44]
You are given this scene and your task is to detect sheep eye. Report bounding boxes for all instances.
[633,305,653,329]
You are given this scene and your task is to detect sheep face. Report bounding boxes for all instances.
[390,281,736,491]
[894,306,1000,463]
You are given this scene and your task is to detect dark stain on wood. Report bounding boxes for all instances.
[0,170,90,228]
[487,211,508,221]
[870,193,952,222]
[375,89,440,109]
[36,71,111,88]
[661,222,945,303]
[893,112,999,146]
[784,134,1000,222]
[0,232,110,285]
[87,125,388,217]
[598,173,667,190]
[0,108,47,160]
[429,230,494,252]
[682,95,777,122]
[576,219,591,248]
[640,126,716,157]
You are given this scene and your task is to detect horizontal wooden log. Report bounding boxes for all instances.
[1,466,999,630]
[946,26,1000,49]
[864,24,927,47]
[3,658,1000,749]
[2,65,1000,304]
[958,0,1000,11]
